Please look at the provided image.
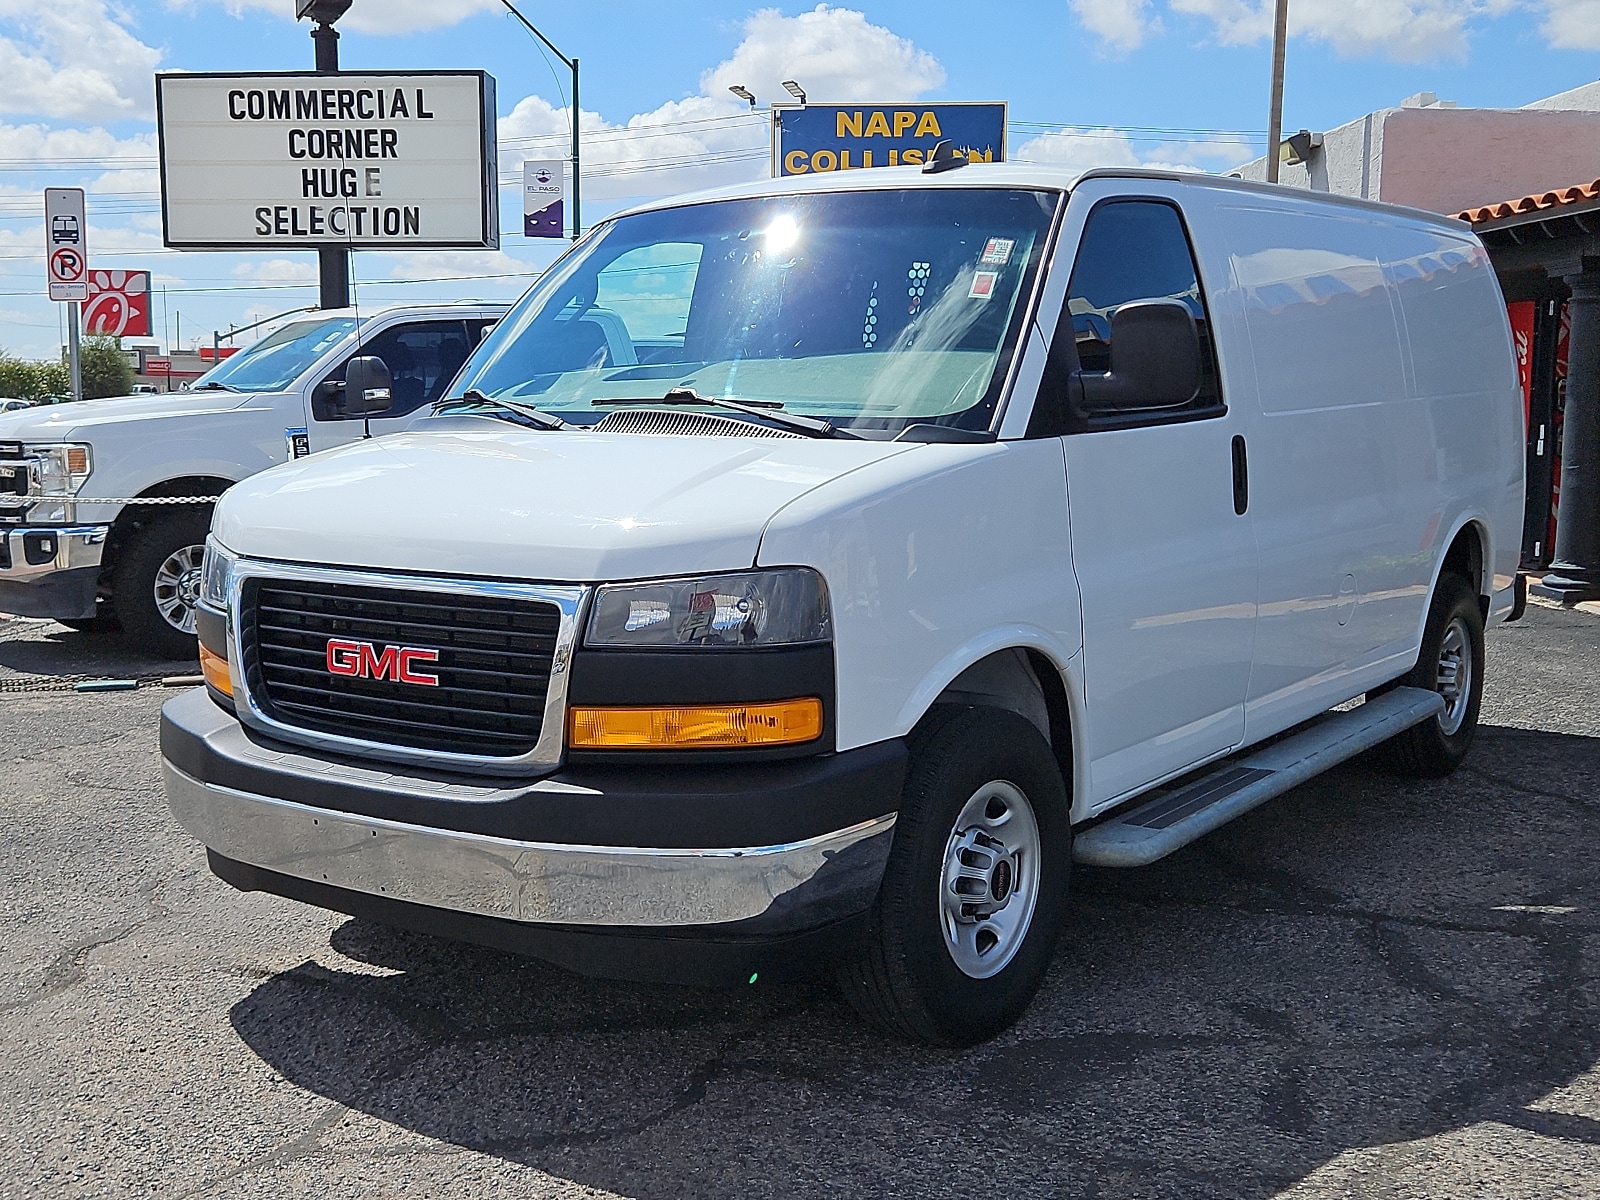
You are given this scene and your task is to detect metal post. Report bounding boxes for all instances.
[1534,266,1600,602]
[499,3,581,241]
[1265,0,1289,184]
[312,19,350,309]
[571,57,581,240]
[66,301,82,403]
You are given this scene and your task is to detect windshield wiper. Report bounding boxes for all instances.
[192,381,238,392]
[595,387,859,440]
[436,389,571,430]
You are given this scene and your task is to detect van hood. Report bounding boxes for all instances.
[212,426,918,582]
[0,389,272,440]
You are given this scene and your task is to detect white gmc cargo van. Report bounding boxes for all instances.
[162,163,1523,1045]
[0,302,505,657]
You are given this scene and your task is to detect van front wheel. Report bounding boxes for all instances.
[1378,573,1484,777]
[838,706,1070,1046]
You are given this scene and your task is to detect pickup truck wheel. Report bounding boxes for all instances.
[1377,572,1484,778]
[111,509,210,661]
[837,706,1070,1046]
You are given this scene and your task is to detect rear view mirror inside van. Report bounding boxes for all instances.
[1075,299,1202,413]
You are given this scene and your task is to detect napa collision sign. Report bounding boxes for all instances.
[155,71,499,250]
[774,103,1006,176]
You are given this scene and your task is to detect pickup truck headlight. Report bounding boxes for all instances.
[28,443,92,496]
[585,568,831,649]
[200,538,237,612]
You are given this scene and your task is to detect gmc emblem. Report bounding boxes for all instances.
[326,638,440,686]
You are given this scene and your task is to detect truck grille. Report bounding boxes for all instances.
[239,576,563,758]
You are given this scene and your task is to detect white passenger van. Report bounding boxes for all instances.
[162,161,1523,1046]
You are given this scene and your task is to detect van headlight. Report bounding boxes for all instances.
[585,568,831,649]
[28,443,92,496]
[200,538,237,612]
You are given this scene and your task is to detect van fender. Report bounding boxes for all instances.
[894,627,1090,817]
[1413,509,1492,648]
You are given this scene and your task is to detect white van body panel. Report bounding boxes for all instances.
[756,438,1081,757]
[214,429,916,583]
[1167,186,1523,742]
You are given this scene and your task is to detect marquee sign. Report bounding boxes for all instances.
[155,71,499,250]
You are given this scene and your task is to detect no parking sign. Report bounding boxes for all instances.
[82,270,152,337]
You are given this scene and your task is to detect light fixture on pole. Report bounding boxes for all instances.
[781,79,807,105]
[728,85,756,109]
[501,1,582,241]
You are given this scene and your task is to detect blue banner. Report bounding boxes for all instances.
[775,103,1006,177]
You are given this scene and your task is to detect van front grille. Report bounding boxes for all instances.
[240,577,562,758]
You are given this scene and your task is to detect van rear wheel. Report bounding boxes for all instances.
[1376,573,1484,777]
[837,706,1070,1046]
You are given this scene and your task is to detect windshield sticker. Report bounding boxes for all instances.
[907,261,930,315]
[981,238,1014,266]
[285,427,310,459]
[969,271,998,300]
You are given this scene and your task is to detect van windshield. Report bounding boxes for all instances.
[190,317,357,393]
[446,188,1058,432]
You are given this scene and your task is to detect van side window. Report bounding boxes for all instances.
[1060,200,1223,422]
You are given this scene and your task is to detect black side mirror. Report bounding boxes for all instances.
[340,356,394,418]
[1074,299,1201,414]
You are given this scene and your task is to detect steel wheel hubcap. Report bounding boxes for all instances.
[939,780,1042,980]
[1435,616,1472,736]
[153,544,205,635]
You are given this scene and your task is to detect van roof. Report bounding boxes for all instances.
[609,162,1470,233]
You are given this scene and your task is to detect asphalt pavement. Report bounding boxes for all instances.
[3,606,1600,1198]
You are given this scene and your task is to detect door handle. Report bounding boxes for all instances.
[1231,435,1248,515]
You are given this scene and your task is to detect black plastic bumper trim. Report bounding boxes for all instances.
[161,687,905,850]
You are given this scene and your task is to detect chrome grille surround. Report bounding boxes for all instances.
[225,558,588,777]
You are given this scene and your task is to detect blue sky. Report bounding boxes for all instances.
[0,0,1595,360]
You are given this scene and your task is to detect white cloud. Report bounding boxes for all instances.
[170,0,502,35]
[231,258,318,283]
[1070,0,1158,52]
[701,5,945,101]
[1074,0,1521,62]
[500,6,944,202]
[1541,0,1600,49]
[1014,127,1238,176]
[0,0,162,120]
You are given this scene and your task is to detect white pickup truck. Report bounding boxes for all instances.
[0,302,505,657]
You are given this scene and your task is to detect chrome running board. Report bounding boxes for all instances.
[1072,687,1446,868]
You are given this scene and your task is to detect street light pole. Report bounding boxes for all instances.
[1265,0,1289,184]
[297,0,353,308]
[500,1,581,241]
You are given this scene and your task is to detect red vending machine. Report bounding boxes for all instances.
[1517,298,1568,569]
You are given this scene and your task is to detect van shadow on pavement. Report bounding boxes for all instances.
[225,723,1600,1197]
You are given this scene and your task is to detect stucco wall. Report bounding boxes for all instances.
[1377,108,1600,211]
[1231,105,1600,214]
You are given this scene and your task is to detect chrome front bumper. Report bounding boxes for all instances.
[0,524,107,580]
[163,761,896,929]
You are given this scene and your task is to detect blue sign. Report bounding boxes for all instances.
[775,102,1006,177]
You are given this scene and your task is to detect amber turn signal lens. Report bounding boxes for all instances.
[199,642,233,697]
[570,698,823,749]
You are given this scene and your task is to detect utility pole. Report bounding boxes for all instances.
[1265,0,1289,183]
[500,1,581,241]
[298,1,353,307]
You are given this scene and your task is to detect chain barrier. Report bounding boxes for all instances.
[70,496,224,506]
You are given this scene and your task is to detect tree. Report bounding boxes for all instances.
[78,336,135,400]
[0,352,68,402]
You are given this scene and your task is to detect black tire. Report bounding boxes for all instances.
[110,509,210,661]
[837,706,1071,1047]
[1376,572,1484,777]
